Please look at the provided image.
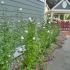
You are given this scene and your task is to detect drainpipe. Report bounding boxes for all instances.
[44,0,47,24]
[50,13,53,22]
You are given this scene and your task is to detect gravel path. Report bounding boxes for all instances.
[47,36,70,70]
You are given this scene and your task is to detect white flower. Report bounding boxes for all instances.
[28,17,33,22]
[47,30,50,33]
[37,22,40,25]
[19,8,22,11]
[24,30,28,33]
[8,21,9,23]
[33,37,36,40]
[49,21,51,24]
[43,27,45,28]
[1,1,4,4]
[8,55,11,57]
[21,36,24,40]
[18,20,20,22]
[6,61,8,63]
[48,14,50,16]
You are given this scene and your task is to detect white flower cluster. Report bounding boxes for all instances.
[28,17,33,22]
[21,36,24,40]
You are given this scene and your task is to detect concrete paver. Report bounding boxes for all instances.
[47,37,70,70]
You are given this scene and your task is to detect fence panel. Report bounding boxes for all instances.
[57,20,70,31]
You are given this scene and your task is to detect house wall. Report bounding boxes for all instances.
[0,0,44,22]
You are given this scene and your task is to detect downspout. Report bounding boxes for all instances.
[44,0,47,24]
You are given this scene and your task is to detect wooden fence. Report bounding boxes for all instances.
[57,20,70,31]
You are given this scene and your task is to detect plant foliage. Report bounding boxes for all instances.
[0,18,60,70]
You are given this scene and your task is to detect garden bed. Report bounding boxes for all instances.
[0,18,60,70]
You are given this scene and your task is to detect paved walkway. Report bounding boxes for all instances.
[47,36,70,70]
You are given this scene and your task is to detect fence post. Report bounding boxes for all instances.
[36,64,38,70]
